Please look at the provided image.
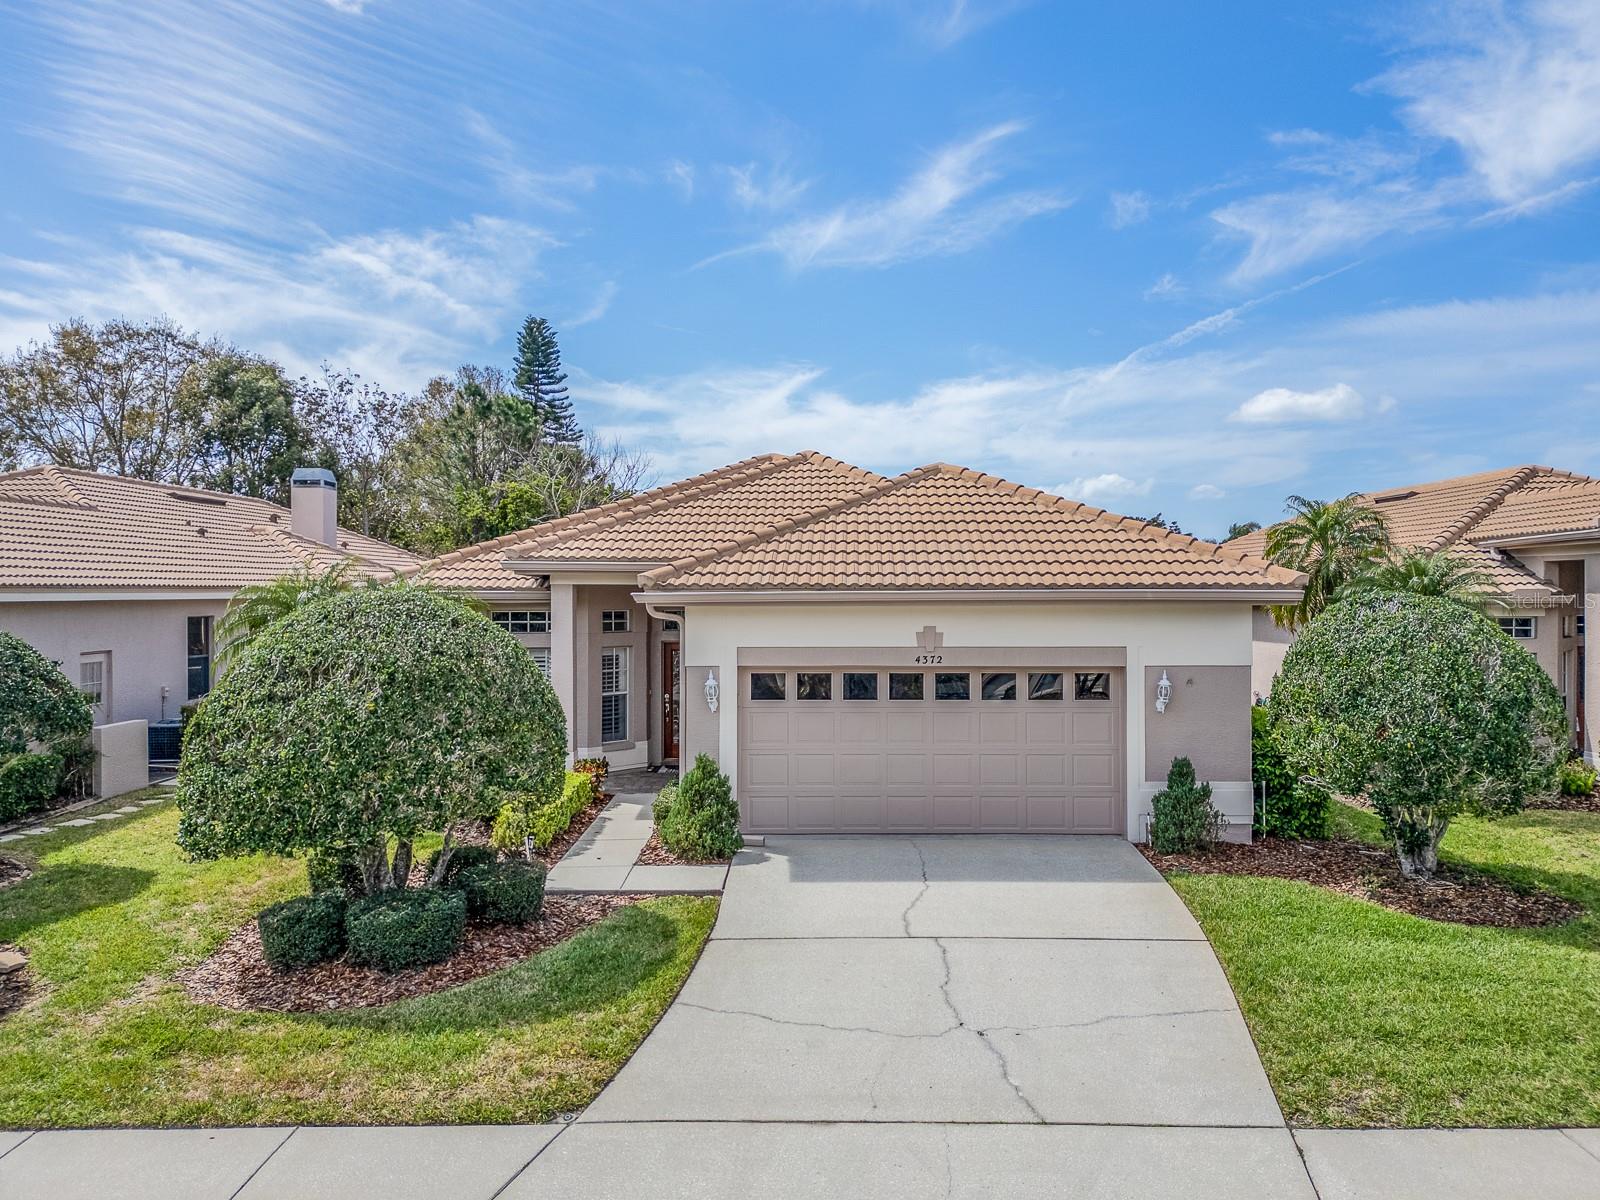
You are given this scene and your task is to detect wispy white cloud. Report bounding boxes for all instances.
[0,217,553,386]
[703,121,1068,270]
[863,0,1033,48]
[722,162,812,211]
[665,159,696,202]
[1143,272,1183,300]
[1058,473,1152,503]
[1188,483,1226,500]
[1230,382,1371,424]
[1108,190,1151,228]
[463,109,612,211]
[566,281,619,328]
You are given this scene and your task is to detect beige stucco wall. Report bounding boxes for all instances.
[1250,606,1293,701]
[678,599,1258,842]
[92,720,150,798]
[0,597,228,726]
[1143,665,1252,783]
[569,585,653,768]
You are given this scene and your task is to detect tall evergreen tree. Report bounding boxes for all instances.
[512,316,582,444]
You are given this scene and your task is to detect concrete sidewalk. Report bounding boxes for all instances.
[544,790,728,894]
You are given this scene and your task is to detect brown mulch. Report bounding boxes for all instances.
[1141,836,1583,928]
[180,894,644,1013]
[532,793,612,868]
[0,855,31,891]
[634,828,733,867]
[1527,791,1600,813]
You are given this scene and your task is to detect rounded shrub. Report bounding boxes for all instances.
[1250,706,1329,839]
[176,585,566,894]
[1148,756,1225,853]
[453,860,547,925]
[257,892,347,971]
[1557,758,1597,797]
[658,754,742,861]
[0,631,92,820]
[344,888,467,972]
[0,752,64,824]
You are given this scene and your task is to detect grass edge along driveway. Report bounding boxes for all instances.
[0,791,717,1128]
[1164,801,1600,1129]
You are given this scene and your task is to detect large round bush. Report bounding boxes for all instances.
[0,631,92,820]
[1269,592,1565,877]
[176,585,565,891]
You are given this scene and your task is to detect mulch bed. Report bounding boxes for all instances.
[531,792,612,868]
[1142,837,1583,928]
[0,855,31,891]
[1527,791,1600,813]
[634,828,733,867]
[180,894,644,1013]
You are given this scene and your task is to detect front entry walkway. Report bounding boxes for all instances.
[514,835,1315,1197]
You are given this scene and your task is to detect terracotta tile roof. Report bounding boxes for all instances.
[640,463,1305,593]
[0,466,419,591]
[1227,464,1600,602]
[415,451,888,590]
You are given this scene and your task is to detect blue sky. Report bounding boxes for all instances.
[2,1,1599,538]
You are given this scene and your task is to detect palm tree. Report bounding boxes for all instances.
[215,562,358,671]
[1338,548,1508,611]
[1264,494,1391,630]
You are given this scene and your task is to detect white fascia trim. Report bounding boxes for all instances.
[1476,531,1600,551]
[633,587,1306,605]
[0,589,236,603]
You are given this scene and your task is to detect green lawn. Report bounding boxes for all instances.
[1166,801,1600,1128]
[0,791,717,1127]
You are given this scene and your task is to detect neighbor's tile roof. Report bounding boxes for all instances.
[640,463,1305,592]
[415,451,888,590]
[0,466,418,591]
[1228,464,1600,602]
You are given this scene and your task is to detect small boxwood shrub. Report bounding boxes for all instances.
[344,888,466,972]
[491,771,595,854]
[1250,706,1329,839]
[1558,758,1597,797]
[0,752,64,823]
[1149,756,1225,854]
[306,847,364,896]
[258,892,347,971]
[658,754,741,860]
[652,782,678,824]
[452,860,547,925]
[424,843,496,885]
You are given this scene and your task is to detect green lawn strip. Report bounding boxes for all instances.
[0,791,717,1127]
[1166,802,1600,1128]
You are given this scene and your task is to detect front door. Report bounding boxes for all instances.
[662,643,681,763]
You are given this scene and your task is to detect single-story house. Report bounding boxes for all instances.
[0,465,418,729]
[1230,465,1600,760]
[417,451,1305,841]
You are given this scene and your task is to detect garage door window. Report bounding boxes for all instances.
[981,672,1017,701]
[797,672,832,700]
[1074,672,1112,700]
[750,672,786,700]
[889,672,924,700]
[1028,672,1064,700]
[935,672,970,700]
[843,672,878,700]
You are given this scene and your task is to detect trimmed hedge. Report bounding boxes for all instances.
[1251,706,1329,839]
[0,752,63,824]
[658,754,741,861]
[491,770,595,854]
[1558,758,1597,797]
[425,843,496,886]
[344,888,466,972]
[305,847,364,896]
[453,859,547,925]
[1149,756,1224,854]
[258,892,347,971]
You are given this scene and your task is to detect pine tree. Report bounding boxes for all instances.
[512,316,582,444]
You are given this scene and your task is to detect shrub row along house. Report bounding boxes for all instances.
[1232,465,1600,760]
[1,451,1306,841]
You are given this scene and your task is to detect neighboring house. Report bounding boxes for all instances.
[0,466,418,728]
[1231,465,1600,759]
[417,452,1304,842]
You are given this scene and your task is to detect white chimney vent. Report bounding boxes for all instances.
[290,467,338,546]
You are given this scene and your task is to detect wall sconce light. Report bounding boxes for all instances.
[704,668,720,713]
[1154,669,1172,714]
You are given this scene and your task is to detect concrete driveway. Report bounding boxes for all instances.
[513,835,1318,1198]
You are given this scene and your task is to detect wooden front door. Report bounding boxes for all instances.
[662,642,681,763]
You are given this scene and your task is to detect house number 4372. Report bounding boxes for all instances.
[914,653,943,664]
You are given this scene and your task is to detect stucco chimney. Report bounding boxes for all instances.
[290,467,338,546]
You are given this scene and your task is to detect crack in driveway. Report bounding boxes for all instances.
[902,838,932,937]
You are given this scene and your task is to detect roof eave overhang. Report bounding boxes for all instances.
[0,587,238,602]
[505,558,668,574]
[633,586,1306,605]
[1476,529,1600,551]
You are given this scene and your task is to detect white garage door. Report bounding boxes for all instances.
[738,667,1124,834]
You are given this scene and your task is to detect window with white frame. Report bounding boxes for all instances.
[1498,616,1537,640]
[601,609,630,633]
[491,610,550,634]
[600,647,629,742]
[529,647,551,676]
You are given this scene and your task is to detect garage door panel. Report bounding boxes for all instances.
[740,666,1123,835]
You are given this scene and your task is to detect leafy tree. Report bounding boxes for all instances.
[186,354,309,503]
[0,318,213,480]
[177,586,566,894]
[1338,548,1506,611]
[512,316,581,444]
[1131,511,1186,536]
[1264,494,1391,630]
[215,562,359,671]
[1270,592,1565,878]
[1226,520,1262,540]
[294,366,422,542]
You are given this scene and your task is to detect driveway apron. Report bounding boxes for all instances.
[512,835,1314,1198]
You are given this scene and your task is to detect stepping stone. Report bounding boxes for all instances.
[115,806,140,813]
[0,950,26,974]
[88,814,122,822]
[60,819,95,827]
[0,834,21,844]
[23,827,54,835]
